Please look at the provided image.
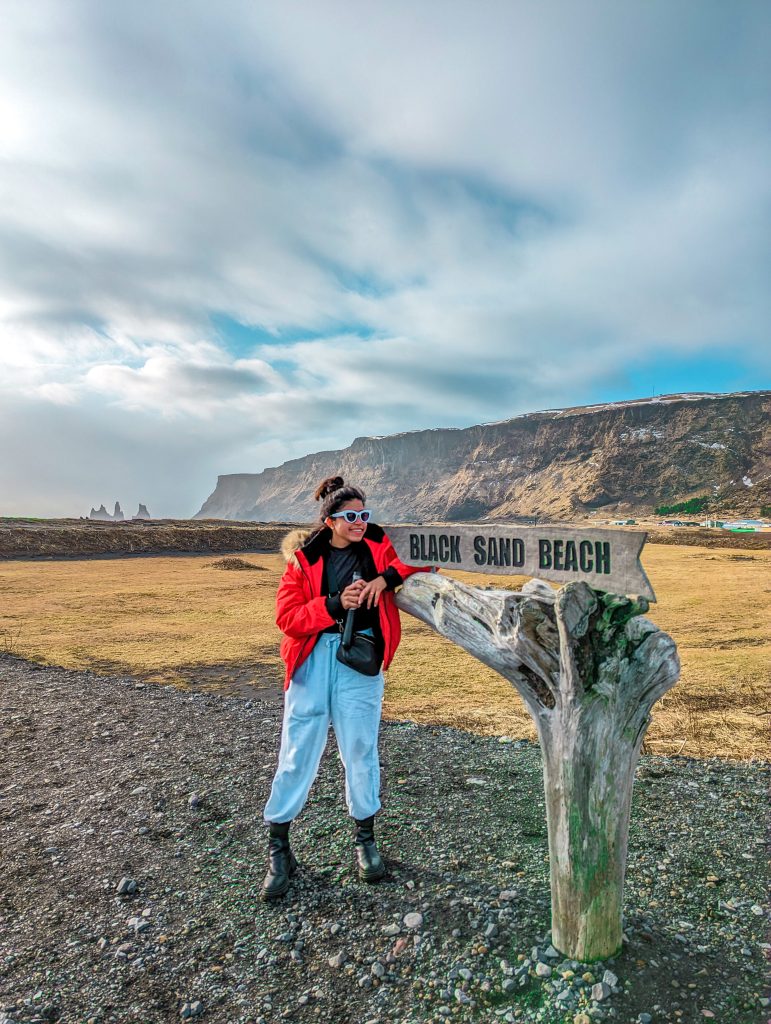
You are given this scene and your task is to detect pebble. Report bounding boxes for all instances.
[371,962,385,978]
[454,989,472,1005]
[574,1015,592,1024]
[403,912,423,930]
[458,967,472,981]
[602,969,618,987]
[116,877,137,895]
[591,981,611,1001]
[328,952,347,968]
[638,1015,652,1024]
[381,923,401,936]
[535,962,552,978]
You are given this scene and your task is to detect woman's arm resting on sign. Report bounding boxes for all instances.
[381,536,434,586]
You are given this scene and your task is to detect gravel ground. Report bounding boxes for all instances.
[1,655,768,1024]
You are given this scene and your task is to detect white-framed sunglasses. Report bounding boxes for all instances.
[329,509,372,524]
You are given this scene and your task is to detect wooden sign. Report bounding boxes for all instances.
[387,523,655,601]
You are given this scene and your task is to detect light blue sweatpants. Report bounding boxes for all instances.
[263,631,385,824]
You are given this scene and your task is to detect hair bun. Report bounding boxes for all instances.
[314,475,345,502]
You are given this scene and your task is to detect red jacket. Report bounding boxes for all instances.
[275,523,425,688]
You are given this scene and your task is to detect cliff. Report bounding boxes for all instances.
[195,391,771,522]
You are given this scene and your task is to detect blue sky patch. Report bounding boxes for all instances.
[591,350,769,406]
[211,313,377,357]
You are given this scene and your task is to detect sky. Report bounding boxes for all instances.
[1,0,769,518]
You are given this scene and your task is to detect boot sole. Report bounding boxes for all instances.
[260,858,298,901]
[260,879,290,901]
[358,863,387,883]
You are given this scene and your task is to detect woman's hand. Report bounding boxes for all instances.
[358,575,387,609]
[340,578,366,610]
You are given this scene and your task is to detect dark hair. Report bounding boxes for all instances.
[314,475,366,522]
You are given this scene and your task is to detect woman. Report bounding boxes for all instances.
[261,476,424,900]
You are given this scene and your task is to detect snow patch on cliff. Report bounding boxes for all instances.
[619,427,666,441]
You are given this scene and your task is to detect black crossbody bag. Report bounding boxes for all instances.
[326,560,383,677]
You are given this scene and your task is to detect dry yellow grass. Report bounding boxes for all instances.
[0,545,768,759]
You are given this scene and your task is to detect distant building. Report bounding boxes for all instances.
[720,519,766,531]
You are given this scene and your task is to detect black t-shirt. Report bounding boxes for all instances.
[327,545,360,592]
[323,544,380,635]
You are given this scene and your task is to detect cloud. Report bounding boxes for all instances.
[85,354,283,416]
[0,0,768,515]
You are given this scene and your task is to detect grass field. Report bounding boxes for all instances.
[0,546,768,759]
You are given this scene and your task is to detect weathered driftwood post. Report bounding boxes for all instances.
[389,524,680,962]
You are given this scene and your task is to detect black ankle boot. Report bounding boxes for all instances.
[354,815,386,883]
[261,821,298,901]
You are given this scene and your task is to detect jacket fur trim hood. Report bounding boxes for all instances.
[280,528,313,567]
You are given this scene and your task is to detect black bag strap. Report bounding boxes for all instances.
[325,557,345,631]
[325,557,340,596]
